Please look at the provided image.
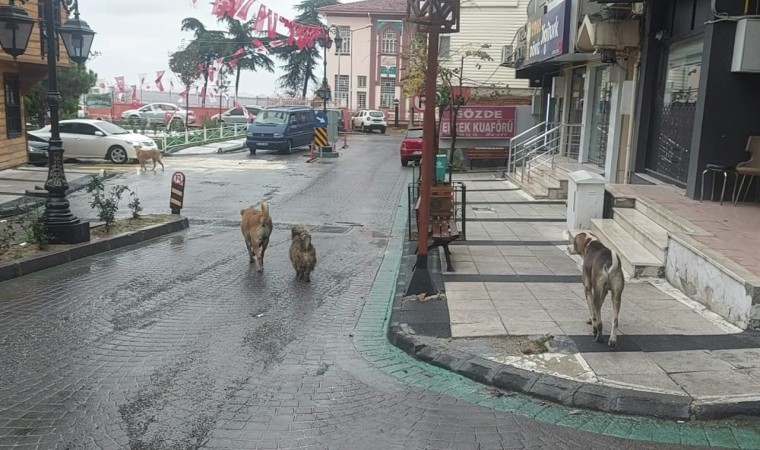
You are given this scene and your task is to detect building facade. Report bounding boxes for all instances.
[0,1,70,171]
[440,0,531,92]
[631,0,760,200]
[319,0,411,119]
[508,0,642,184]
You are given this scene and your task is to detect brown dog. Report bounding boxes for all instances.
[573,232,625,348]
[240,202,272,272]
[136,148,164,172]
[289,225,316,282]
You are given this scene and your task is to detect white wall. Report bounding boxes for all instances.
[441,0,530,89]
[323,16,373,111]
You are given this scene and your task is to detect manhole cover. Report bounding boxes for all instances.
[311,225,352,234]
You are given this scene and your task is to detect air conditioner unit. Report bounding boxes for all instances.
[501,45,514,65]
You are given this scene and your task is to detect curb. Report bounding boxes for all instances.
[387,245,760,422]
[0,216,189,283]
[0,171,110,217]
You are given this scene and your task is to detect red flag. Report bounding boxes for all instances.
[269,39,286,48]
[131,85,138,103]
[235,0,255,20]
[155,70,166,92]
[232,48,246,59]
[115,76,125,93]
[179,87,189,98]
[252,4,267,32]
[267,10,279,38]
[199,85,206,98]
[252,39,269,54]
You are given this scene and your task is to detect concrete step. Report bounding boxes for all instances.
[633,196,707,236]
[613,207,669,261]
[530,173,567,199]
[507,169,550,199]
[532,164,570,189]
[590,218,664,278]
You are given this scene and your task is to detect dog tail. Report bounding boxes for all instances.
[607,249,620,275]
[260,201,270,219]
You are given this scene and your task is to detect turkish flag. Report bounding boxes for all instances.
[155,70,166,92]
[115,76,126,93]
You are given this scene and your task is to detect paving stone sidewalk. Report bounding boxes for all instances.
[391,170,760,420]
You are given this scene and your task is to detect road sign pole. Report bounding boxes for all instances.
[170,172,186,215]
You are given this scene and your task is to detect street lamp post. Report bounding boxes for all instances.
[317,25,342,152]
[393,98,400,127]
[0,0,95,244]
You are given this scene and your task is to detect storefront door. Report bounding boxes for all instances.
[587,65,612,166]
[566,67,585,159]
[646,38,704,185]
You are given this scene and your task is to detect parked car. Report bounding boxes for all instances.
[400,127,423,167]
[352,109,387,134]
[120,102,195,125]
[28,119,158,164]
[211,105,262,125]
[246,106,316,155]
[27,134,49,167]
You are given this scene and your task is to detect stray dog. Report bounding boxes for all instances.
[240,202,273,272]
[289,225,317,282]
[136,148,164,172]
[573,232,625,348]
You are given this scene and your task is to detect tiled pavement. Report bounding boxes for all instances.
[437,172,760,404]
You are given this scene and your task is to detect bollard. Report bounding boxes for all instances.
[170,171,186,215]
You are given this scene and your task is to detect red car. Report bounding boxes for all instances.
[400,127,423,167]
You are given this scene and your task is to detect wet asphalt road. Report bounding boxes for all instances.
[0,135,675,449]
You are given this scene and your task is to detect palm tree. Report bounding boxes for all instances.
[216,15,275,101]
[179,18,230,107]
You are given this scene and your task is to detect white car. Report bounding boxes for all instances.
[28,119,158,164]
[121,102,195,125]
[352,110,387,133]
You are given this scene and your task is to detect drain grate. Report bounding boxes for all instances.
[311,225,353,234]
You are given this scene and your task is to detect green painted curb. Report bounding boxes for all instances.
[352,176,760,449]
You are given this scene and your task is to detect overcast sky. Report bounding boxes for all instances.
[83,0,305,97]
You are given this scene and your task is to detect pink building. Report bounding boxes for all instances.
[318,0,411,120]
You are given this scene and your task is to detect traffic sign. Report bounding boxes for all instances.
[170,171,186,215]
[413,95,425,111]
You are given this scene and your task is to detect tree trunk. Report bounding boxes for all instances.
[301,66,311,99]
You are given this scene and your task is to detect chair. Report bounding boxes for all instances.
[701,164,737,205]
[734,136,760,206]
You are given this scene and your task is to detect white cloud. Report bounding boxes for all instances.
[82,0,317,97]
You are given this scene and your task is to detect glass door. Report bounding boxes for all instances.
[587,65,612,166]
[646,37,704,185]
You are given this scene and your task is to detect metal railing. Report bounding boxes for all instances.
[509,122,582,183]
[154,123,248,154]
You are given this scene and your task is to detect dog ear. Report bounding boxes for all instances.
[583,236,593,253]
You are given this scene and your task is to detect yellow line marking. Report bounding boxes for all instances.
[170,198,182,206]
[171,188,183,196]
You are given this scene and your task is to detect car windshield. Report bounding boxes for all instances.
[254,110,288,125]
[369,111,384,118]
[406,129,423,138]
[95,121,129,135]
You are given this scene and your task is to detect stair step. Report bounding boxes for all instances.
[507,171,549,199]
[613,207,669,261]
[633,196,708,236]
[590,218,664,278]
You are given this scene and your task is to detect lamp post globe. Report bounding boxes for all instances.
[58,13,96,65]
[0,0,34,59]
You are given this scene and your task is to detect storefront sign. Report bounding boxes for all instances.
[440,106,516,139]
[525,0,569,66]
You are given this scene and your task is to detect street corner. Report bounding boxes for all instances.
[0,214,188,283]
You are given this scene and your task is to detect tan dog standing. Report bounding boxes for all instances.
[136,148,164,172]
[240,202,273,272]
[573,232,625,348]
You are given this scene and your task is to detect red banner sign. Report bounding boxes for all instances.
[440,106,517,139]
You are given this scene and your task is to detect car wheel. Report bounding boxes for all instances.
[362,125,368,133]
[107,146,128,164]
[401,159,409,167]
[128,115,140,125]
[380,127,386,134]
[32,161,48,167]
[284,140,293,155]
[249,146,257,155]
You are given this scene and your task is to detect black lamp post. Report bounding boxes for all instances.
[393,98,400,127]
[0,0,95,244]
[317,25,341,152]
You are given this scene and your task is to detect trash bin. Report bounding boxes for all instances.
[566,170,605,230]
[435,154,447,182]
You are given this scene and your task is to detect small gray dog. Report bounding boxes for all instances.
[289,225,317,282]
[573,232,625,348]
